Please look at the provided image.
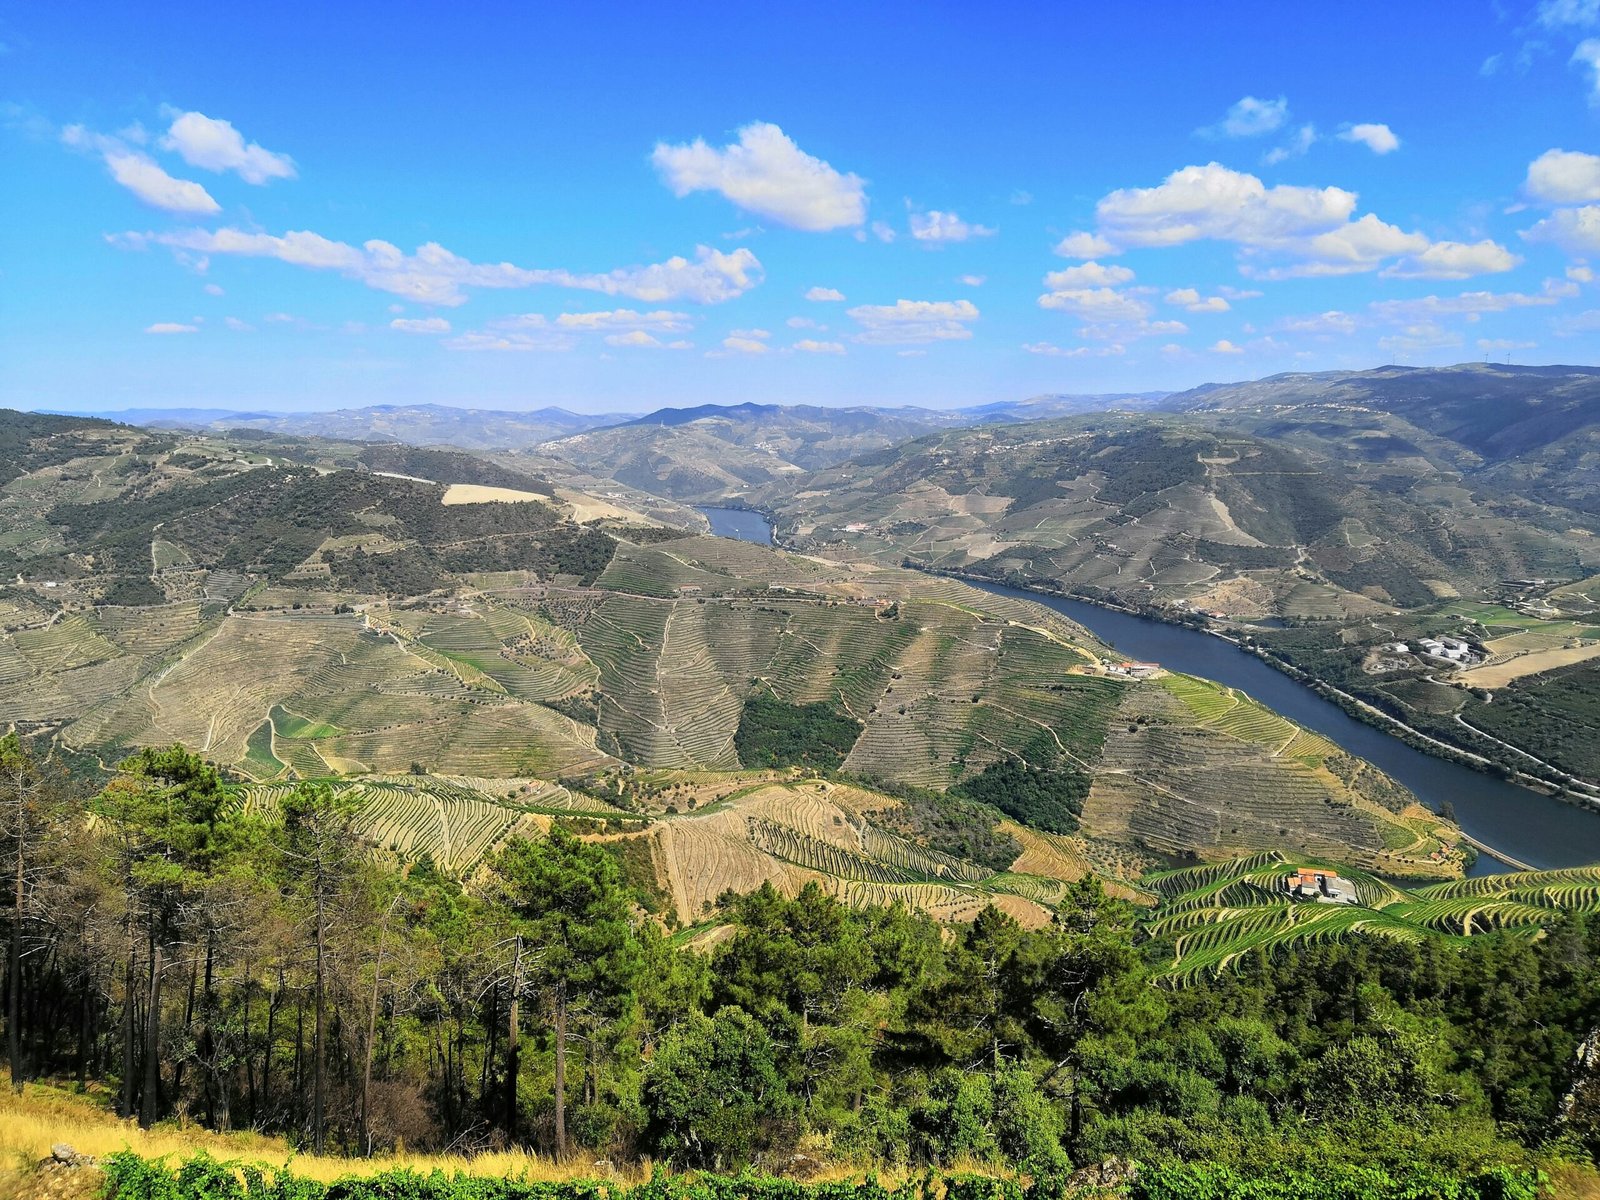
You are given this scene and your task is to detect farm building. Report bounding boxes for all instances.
[1281,867,1357,904]
[1105,660,1160,678]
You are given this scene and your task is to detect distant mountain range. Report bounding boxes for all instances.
[68,392,1169,459]
[65,403,635,452]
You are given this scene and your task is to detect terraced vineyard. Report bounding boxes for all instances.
[236,773,635,874]
[0,418,1473,890]
[1147,853,1600,984]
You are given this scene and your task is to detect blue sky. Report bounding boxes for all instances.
[8,1,1600,413]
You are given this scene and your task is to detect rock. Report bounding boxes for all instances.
[1065,1158,1138,1191]
[50,1146,76,1164]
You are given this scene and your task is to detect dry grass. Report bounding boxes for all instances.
[440,484,552,507]
[1547,1161,1600,1199]
[0,1080,638,1188]
[0,1080,948,1194]
[1459,642,1600,687]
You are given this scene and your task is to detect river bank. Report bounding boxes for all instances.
[697,509,1600,871]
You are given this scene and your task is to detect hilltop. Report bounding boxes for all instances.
[0,408,1465,922]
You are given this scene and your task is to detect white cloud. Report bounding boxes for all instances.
[203,283,224,296]
[1541,0,1600,26]
[554,308,691,331]
[805,286,845,301]
[1367,289,1560,323]
[1338,123,1400,154]
[1096,163,1357,250]
[1570,264,1596,282]
[1477,338,1537,352]
[1165,287,1230,313]
[1378,323,1462,354]
[1200,95,1289,139]
[127,227,762,306]
[909,210,996,242]
[847,298,979,344]
[1053,231,1115,258]
[1555,308,1600,334]
[1526,148,1600,204]
[1210,339,1245,354]
[224,317,253,332]
[959,274,986,286]
[720,335,770,355]
[64,126,221,214]
[159,110,295,184]
[651,121,865,231]
[1264,123,1317,164]
[1044,261,1135,288]
[870,220,898,243]
[1072,162,1517,280]
[1277,310,1357,335]
[145,322,198,334]
[1022,341,1125,358]
[1078,318,1186,341]
[1523,204,1600,254]
[390,316,450,334]
[605,330,666,348]
[1573,40,1600,104]
[1380,239,1522,280]
[793,339,845,354]
[729,328,770,340]
[444,322,577,353]
[787,316,824,330]
[1037,286,1150,321]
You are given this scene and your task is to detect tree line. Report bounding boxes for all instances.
[3,735,1600,1180]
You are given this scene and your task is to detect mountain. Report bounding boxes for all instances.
[0,407,1458,894]
[957,391,1171,421]
[78,402,637,451]
[766,411,1598,621]
[544,395,1169,502]
[1162,362,1600,515]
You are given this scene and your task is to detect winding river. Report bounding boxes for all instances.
[697,508,1600,873]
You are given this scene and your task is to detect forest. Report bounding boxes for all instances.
[3,736,1599,1190]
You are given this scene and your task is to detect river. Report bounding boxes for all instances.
[698,506,775,545]
[696,508,1600,872]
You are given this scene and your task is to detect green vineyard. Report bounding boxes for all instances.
[1146,853,1600,984]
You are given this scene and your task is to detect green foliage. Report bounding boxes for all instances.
[99,1151,1545,1200]
[844,774,1022,873]
[734,694,863,771]
[951,733,1088,835]
[645,1005,795,1167]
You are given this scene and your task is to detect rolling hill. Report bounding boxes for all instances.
[80,402,636,451]
[0,408,1466,924]
[767,412,1598,621]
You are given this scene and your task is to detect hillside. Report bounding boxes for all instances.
[0,408,1466,914]
[768,413,1598,621]
[84,403,635,451]
[539,396,1171,503]
[1164,362,1600,517]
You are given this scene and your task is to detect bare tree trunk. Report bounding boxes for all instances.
[313,888,326,1154]
[8,809,23,1092]
[360,900,395,1156]
[76,978,91,1091]
[140,935,163,1128]
[120,923,136,1119]
[505,935,521,1141]
[553,988,566,1160]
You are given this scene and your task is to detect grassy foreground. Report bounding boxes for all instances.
[1,1080,1584,1200]
[0,1082,633,1189]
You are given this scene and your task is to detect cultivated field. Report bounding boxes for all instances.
[1146,852,1600,984]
